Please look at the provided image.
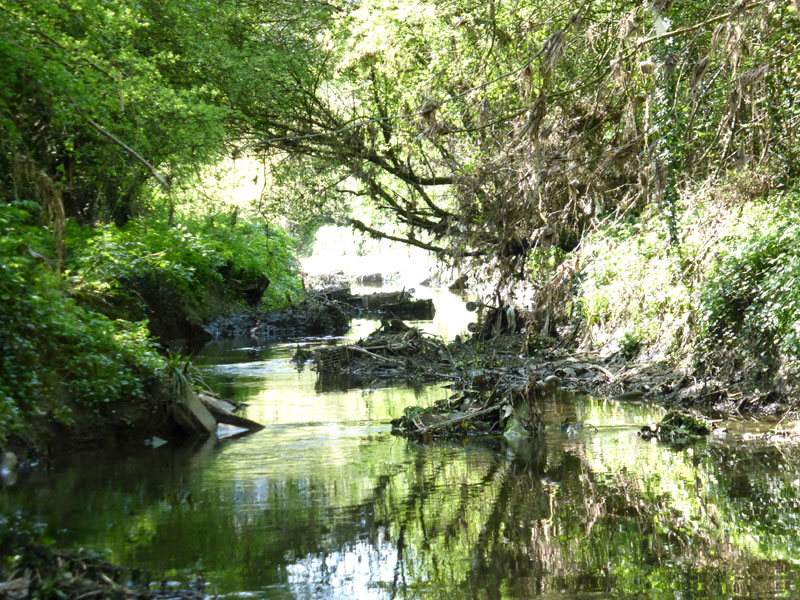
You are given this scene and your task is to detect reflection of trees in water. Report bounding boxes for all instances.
[366,438,800,599]
[162,436,800,597]
[9,429,800,597]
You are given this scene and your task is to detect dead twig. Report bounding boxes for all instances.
[413,403,503,434]
[349,345,405,365]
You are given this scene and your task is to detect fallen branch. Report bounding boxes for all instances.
[349,345,406,364]
[590,363,615,382]
[412,403,503,435]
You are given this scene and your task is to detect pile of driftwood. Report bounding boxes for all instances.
[314,324,445,378]
[391,375,560,439]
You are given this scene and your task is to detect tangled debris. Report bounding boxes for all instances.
[638,411,711,446]
[315,325,447,379]
[390,376,560,439]
[0,533,207,600]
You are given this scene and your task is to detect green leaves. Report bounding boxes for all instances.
[1,0,233,220]
[699,194,800,379]
[0,205,166,441]
[0,196,303,445]
[66,213,302,318]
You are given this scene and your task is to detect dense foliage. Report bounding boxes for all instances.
[66,216,302,322]
[0,203,163,440]
[700,195,800,390]
[0,0,227,222]
[1,0,335,223]
[4,0,800,429]
[0,203,302,445]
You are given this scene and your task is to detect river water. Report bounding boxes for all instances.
[4,288,800,599]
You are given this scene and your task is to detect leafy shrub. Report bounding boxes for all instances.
[0,203,304,445]
[699,196,800,381]
[0,204,164,443]
[66,216,303,320]
[576,210,692,356]
[619,331,642,361]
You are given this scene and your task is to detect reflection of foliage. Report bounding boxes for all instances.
[7,394,800,597]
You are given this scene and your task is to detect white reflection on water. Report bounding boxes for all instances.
[284,540,399,600]
[208,360,287,377]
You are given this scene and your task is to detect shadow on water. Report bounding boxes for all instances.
[4,291,800,598]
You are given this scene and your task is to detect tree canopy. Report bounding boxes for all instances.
[4,0,800,301]
[0,0,336,223]
[238,0,800,299]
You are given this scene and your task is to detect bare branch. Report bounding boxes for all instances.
[85,118,170,189]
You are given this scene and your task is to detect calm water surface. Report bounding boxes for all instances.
[4,288,800,599]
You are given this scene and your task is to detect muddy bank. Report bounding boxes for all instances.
[0,377,183,466]
[206,287,434,339]
[3,377,262,468]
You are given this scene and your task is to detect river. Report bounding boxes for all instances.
[3,287,800,599]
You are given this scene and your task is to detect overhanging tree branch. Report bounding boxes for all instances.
[348,218,481,257]
[85,117,170,190]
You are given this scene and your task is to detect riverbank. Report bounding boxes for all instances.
[309,298,794,443]
[563,187,800,417]
[0,526,208,600]
[0,207,304,460]
[312,311,786,420]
